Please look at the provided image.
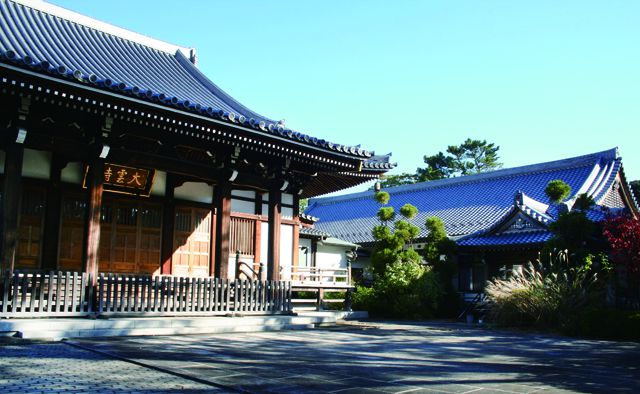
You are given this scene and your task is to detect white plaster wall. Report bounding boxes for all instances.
[174,181,213,204]
[280,224,294,279]
[260,221,269,265]
[60,162,83,184]
[316,244,349,270]
[231,198,255,214]
[150,170,166,197]
[232,190,256,199]
[298,238,312,268]
[282,193,293,205]
[22,149,51,180]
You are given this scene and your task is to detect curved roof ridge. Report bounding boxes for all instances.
[310,147,618,206]
[11,0,191,57]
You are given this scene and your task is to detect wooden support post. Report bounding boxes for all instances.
[83,159,104,287]
[267,188,282,281]
[292,195,300,275]
[214,184,231,279]
[1,143,24,274]
[316,288,324,311]
[42,156,64,270]
[253,218,261,274]
[160,174,176,275]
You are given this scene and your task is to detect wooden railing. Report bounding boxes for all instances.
[288,267,351,285]
[1,270,292,318]
[1,271,90,317]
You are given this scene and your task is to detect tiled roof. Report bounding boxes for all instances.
[0,0,372,159]
[306,148,631,246]
[457,231,553,248]
[299,227,329,238]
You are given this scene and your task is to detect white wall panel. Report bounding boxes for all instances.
[22,149,51,180]
[174,182,213,204]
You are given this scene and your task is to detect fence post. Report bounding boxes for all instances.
[235,250,241,279]
[316,288,324,311]
[2,270,10,315]
[259,262,266,281]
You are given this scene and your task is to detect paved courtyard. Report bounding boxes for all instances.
[1,321,639,393]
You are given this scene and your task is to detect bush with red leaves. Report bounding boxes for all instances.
[602,215,640,284]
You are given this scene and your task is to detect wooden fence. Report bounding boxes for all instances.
[96,274,291,316]
[1,270,292,318]
[0,271,90,317]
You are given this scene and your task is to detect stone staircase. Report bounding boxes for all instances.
[0,311,367,340]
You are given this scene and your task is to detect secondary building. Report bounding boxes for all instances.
[305,148,639,292]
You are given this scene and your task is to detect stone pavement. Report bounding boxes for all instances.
[0,339,218,393]
[2,321,639,393]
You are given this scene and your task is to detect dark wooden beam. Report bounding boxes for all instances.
[41,155,65,270]
[160,173,176,275]
[214,184,231,279]
[267,188,282,280]
[1,143,24,274]
[83,159,104,286]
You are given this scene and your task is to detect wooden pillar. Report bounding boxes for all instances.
[160,174,175,275]
[292,195,300,271]
[214,184,231,279]
[41,156,64,270]
[253,218,261,273]
[209,185,217,277]
[1,143,24,274]
[83,159,104,286]
[267,188,282,280]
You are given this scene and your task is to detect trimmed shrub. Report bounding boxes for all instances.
[353,260,442,319]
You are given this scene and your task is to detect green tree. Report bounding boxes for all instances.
[353,192,443,318]
[545,179,572,203]
[377,173,418,189]
[370,192,421,276]
[423,217,453,263]
[299,198,308,213]
[416,139,502,182]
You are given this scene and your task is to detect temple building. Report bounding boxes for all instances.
[0,0,393,296]
[306,148,640,292]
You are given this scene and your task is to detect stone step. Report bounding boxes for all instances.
[0,311,367,340]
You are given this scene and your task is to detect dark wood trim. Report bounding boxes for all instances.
[267,188,282,280]
[230,212,261,220]
[209,186,217,277]
[254,218,262,271]
[160,173,176,275]
[82,159,104,286]
[214,184,231,279]
[255,192,263,215]
[1,143,24,274]
[41,155,65,270]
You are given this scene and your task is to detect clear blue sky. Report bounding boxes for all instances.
[48,0,640,193]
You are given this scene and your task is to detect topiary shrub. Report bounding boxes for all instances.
[545,179,572,203]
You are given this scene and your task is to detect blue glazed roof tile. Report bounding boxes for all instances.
[457,231,553,247]
[306,148,631,247]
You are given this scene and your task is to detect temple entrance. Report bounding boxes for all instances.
[99,199,162,275]
[16,186,46,270]
[171,207,212,277]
